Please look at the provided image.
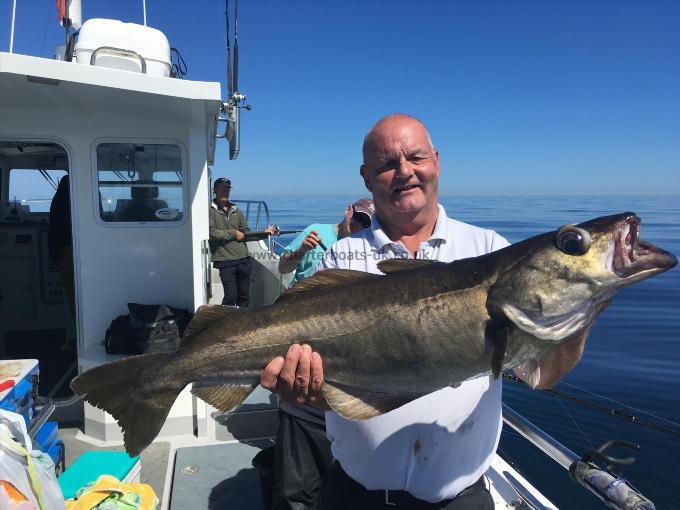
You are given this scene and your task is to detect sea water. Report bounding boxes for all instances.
[259,194,679,509]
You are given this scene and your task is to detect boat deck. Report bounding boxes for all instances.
[59,387,557,509]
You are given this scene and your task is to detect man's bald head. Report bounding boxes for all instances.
[362,114,434,164]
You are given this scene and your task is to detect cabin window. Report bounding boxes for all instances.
[96,143,184,223]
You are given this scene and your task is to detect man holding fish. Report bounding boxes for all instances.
[261,114,595,509]
[71,114,676,509]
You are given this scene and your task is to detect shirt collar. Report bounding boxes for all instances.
[212,199,234,212]
[369,204,448,250]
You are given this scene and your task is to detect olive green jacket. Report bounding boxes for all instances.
[208,201,250,261]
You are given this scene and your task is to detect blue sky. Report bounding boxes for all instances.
[2,0,678,195]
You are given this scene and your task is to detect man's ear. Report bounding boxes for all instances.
[433,149,440,178]
[360,165,372,192]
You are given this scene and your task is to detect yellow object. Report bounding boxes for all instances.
[65,475,157,510]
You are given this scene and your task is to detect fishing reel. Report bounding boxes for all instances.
[570,440,655,510]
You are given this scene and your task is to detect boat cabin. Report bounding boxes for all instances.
[0,20,282,449]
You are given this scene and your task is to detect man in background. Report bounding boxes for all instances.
[262,114,594,509]
[48,175,75,320]
[209,178,273,307]
[278,198,374,286]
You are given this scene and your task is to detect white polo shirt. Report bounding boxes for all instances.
[320,204,510,502]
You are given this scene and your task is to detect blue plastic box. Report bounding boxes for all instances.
[34,421,58,450]
[0,359,39,427]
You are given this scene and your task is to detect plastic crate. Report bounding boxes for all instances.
[46,439,65,475]
[34,421,58,451]
[0,359,39,428]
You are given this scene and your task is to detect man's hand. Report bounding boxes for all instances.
[235,229,245,241]
[260,344,325,407]
[300,230,322,254]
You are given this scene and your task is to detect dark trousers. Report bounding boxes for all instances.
[318,462,494,510]
[216,257,252,307]
[272,409,333,510]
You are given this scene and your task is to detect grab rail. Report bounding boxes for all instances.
[90,46,147,73]
[232,199,271,249]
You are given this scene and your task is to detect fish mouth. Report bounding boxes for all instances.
[613,215,677,278]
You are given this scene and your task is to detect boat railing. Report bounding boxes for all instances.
[502,404,656,510]
[204,200,292,300]
[232,199,271,234]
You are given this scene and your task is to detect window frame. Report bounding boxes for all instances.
[91,138,189,227]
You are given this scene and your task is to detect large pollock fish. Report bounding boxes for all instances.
[71,213,677,456]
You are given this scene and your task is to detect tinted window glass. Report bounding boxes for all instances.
[97,143,184,222]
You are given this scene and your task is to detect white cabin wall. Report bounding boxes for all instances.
[1,102,209,364]
[188,103,212,310]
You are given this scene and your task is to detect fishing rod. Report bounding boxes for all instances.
[218,0,250,159]
[503,373,680,440]
[503,404,656,510]
[241,226,301,241]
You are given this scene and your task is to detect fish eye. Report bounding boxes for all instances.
[555,226,591,256]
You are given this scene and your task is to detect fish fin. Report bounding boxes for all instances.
[70,353,177,457]
[181,305,242,344]
[322,381,423,420]
[377,258,444,274]
[277,269,377,301]
[191,382,256,412]
[486,316,510,379]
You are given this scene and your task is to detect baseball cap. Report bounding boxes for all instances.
[213,178,232,189]
[351,198,375,228]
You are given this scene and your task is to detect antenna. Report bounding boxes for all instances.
[226,0,233,98]
[233,0,239,95]
[219,0,250,160]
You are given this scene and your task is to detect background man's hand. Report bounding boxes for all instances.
[235,229,245,241]
[260,344,325,407]
[300,230,322,254]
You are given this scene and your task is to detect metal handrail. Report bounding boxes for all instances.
[89,46,147,73]
[231,200,270,230]
[201,239,212,303]
[270,238,292,293]
[270,238,287,256]
[232,199,271,249]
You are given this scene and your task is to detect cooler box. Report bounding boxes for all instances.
[0,359,39,428]
[58,451,141,500]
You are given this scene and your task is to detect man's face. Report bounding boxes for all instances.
[214,186,230,203]
[360,117,439,219]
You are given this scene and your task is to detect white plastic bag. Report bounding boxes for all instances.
[0,409,66,510]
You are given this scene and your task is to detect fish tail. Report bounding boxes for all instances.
[70,353,177,456]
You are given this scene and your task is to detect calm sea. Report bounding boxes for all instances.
[258,195,680,509]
